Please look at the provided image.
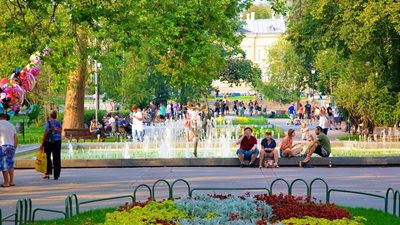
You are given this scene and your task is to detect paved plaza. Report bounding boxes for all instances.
[0,167,399,221]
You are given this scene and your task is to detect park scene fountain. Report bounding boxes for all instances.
[15,117,400,161]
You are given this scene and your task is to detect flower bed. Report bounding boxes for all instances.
[103,194,365,225]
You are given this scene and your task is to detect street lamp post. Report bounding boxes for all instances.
[94,60,101,123]
[310,68,316,101]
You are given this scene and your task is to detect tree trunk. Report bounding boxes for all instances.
[63,29,88,130]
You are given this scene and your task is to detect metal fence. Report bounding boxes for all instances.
[1,177,399,225]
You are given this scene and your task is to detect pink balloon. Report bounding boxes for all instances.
[29,66,40,77]
[21,72,37,92]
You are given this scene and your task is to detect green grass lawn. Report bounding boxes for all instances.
[9,115,44,145]
[28,206,400,225]
[28,207,115,225]
[9,115,125,145]
[337,135,361,141]
[344,207,400,225]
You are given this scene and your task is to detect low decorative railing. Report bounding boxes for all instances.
[1,177,399,225]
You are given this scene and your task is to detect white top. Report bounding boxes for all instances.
[0,120,16,146]
[333,107,340,117]
[109,117,116,123]
[319,115,329,129]
[130,111,143,131]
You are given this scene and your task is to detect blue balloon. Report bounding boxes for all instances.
[7,110,15,117]
[0,104,4,114]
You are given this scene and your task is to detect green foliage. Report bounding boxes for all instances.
[243,4,272,19]
[281,216,366,225]
[219,50,262,88]
[283,0,400,127]
[103,200,187,225]
[259,39,306,104]
[176,195,273,224]
[57,110,107,125]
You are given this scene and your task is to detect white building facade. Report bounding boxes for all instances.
[213,15,286,94]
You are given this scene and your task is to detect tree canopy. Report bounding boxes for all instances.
[265,0,400,126]
[0,0,254,126]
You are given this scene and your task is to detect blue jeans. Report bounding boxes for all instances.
[236,149,259,160]
[132,129,144,142]
[1,145,15,171]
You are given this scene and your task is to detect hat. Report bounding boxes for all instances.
[316,126,323,131]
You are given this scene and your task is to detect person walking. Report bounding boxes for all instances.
[319,107,330,135]
[304,101,312,125]
[40,110,62,180]
[0,113,17,187]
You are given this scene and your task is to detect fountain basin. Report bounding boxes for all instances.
[14,156,400,168]
[13,141,400,168]
[15,141,400,160]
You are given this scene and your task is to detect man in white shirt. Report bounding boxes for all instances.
[0,113,18,187]
[130,105,144,142]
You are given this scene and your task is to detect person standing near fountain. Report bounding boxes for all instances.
[40,110,62,180]
[236,127,259,168]
[259,131,279,168]
[0,113,17,187]
[130,105,144,142]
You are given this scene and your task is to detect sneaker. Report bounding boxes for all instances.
[240,163,245,168]
[274,163,279,168]
[249,163,256,168]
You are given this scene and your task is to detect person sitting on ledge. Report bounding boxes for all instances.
[301,126,331,164]
[280,129,303,158]
[259,131,279,168]
[236,127,259,168]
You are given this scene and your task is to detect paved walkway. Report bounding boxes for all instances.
[1,167,399,222]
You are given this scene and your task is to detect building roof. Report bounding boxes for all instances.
[242,19,286,34]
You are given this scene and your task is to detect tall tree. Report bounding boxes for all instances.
[280,0,400,126]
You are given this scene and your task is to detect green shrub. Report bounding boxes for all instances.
[57,110,107,124]
[103,200,187,225]
[281,216,366,225]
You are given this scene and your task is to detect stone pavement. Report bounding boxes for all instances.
[1,167,399,222]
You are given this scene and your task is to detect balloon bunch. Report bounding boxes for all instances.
[0,48,50,116]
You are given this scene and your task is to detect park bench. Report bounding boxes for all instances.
[64,128,94,142]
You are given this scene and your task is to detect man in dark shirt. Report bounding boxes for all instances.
[236,127,259,168]
[327,103,334,130]
[305,101,312,125]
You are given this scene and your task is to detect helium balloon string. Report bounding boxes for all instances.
[259,167,272,187]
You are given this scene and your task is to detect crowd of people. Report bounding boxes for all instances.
[288,101,341,134]
[214,97,263,117]
[87,101,184,142]
[236,126,331,168]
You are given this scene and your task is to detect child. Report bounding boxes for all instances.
[301,122,311,141]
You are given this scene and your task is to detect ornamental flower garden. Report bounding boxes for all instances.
[102,194,366,225]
